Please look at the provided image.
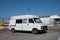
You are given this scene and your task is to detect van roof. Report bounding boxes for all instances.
[11,14,38,19]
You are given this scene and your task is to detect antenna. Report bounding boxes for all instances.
[27,8,30,14]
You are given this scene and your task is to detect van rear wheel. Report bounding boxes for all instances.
[11,28,15,33]
[32,29,38,34]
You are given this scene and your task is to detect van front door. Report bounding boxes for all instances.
[27,19,34,31]
[15,19,23,30]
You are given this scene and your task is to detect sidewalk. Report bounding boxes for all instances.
[0,26,7,29]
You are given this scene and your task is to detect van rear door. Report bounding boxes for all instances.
[23,18,34,31]
[22,19,28,30]
[15,19,23,30]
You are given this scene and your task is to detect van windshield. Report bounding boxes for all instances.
[33,18,42,23]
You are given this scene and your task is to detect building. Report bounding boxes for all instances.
[0,17,10,26]
[40,15,60,26]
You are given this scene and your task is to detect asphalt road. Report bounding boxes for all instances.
[0,26,60,40]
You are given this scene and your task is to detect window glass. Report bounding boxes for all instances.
[29,19,34,23]
[34,18,42,23]
[16,19,22,23]
[23,19,27,23]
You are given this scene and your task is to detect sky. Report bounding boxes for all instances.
[0,0,60,18]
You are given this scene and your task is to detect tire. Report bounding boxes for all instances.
[11,28,15,33]
[42,30,47,33]
[32,29,38,34]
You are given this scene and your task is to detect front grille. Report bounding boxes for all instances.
[41,26,47,29]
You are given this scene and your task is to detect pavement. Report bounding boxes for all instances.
[0,26,7,29]
[0,26,60,40]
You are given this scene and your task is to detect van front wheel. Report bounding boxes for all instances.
[11,28,15,33]
[32,29,38,34]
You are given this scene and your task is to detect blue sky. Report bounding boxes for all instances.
[0,0,60,18]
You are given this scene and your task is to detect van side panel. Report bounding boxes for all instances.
[9,19,16,25]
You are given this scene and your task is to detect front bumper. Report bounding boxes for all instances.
[41,26,48,31]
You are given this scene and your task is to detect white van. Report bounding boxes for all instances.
[9,15,48,34]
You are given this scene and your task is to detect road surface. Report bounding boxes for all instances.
[0,26,60,40]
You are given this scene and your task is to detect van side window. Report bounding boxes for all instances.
[16,19,22,23]
[29,19,34,23]
[23,19,27,23]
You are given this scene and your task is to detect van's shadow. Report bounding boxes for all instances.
[14,31,47,34]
